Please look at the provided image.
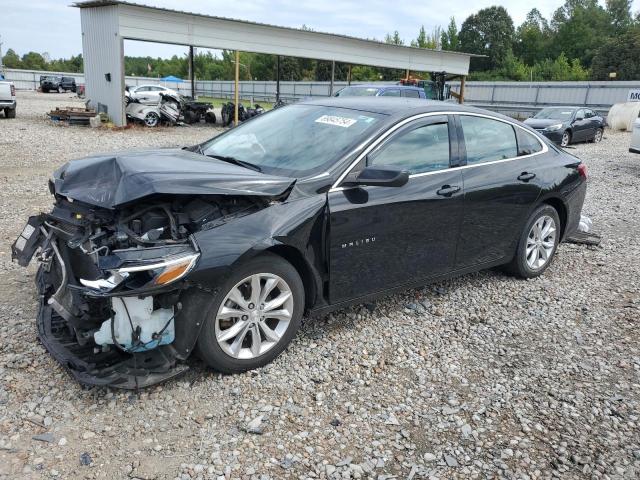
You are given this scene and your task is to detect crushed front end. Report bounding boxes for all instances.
[12,193,262,389]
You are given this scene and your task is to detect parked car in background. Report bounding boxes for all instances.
[335,84,427,99]
[0,81,16,118]
[40,76,77,93]
[524,107,604,147]
[126,84,180,105]
[12,98,587,388]
[631,113,640,154]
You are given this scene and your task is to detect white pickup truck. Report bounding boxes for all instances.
[0,81,16,118]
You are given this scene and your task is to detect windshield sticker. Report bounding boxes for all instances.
[315,115,357,128]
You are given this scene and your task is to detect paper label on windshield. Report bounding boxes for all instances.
[315,115,357,128]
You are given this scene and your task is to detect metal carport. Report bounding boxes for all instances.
[74,1,477,126]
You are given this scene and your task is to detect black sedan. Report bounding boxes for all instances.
[12,98,587,388]
[524,106,604,147]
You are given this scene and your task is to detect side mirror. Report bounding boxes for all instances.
[343,165,409,188]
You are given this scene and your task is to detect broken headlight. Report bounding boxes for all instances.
[80,251,199,293]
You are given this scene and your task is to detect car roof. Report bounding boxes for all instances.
[301,97,502,119]
[540,106,583,110]
[345,84,422,90]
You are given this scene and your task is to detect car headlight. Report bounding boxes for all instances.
[545,124,563,131]
[117,252,200,286]
[80,252,199,292]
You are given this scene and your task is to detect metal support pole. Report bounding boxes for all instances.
[329,60,335,96]
[276,55,280,102]
[234,50,240,126]
[189,45,195,99]
[347,65,352,85]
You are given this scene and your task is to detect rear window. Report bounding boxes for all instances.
[460,115,518,164]
[516,128,543,156]
[401,89,421,98]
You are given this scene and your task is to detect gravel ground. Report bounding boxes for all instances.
[0,91,638,480]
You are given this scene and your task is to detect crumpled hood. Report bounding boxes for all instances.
[524,118,564,129]
[52,149,295,209]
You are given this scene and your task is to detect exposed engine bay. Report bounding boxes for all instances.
[13,194,270,388]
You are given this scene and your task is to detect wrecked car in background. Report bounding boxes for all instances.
[126,92,216,127]
[13,98,587,388]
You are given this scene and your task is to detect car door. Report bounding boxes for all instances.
[328,115,465,303]
[585,109,599,136]
[455,114,544,269]
[571,109,590,141]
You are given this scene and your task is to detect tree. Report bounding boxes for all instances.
[459,7,515,71]
[384,31,404,45]
[606,0,633,32]
[411,25,440,49]
[441,17,459,51]
[514,9,551,65]
[2,49,22,68]
[591,27,640,80]
[550,0,611,66]
[20,51,47,70]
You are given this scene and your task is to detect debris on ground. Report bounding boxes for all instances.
[47,106,97,126]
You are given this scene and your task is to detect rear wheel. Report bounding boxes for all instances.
[560,130,571,147]
[5,108,16,119]
[196,253,304,373]
[505,204,560,279]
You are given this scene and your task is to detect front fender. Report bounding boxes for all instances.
[187,194,327,292]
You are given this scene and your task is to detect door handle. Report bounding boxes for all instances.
[517,172,536,182]
[436,185,461,197]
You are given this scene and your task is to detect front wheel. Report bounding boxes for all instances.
[505,205,560,279]
[143,111,159,127]
[57,85,64,93]
[197,253,304,373]
[593,128,603,143]
[560,130,571,147]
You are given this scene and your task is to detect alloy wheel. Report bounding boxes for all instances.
[594,129,603,143]
[144,112,159,127]
[215,273,294,359]
[526,215,557,270]
[561,132,570,147]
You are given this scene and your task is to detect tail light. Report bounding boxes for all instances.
[577,163,588,180]
[10,84,15,96]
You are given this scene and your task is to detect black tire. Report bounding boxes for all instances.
[5,108,16,119]
[42,88,49,93]
[221,106,233,127]
[560,130,571,147]
[196,253,304,374]
[593,127,603,143]
[204,111,216,124]
[504,204,561,279]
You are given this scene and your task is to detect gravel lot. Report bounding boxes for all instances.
[0,91,638,480]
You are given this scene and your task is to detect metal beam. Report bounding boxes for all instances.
[103,2,473,75]
[189,45,195,99]
[329,61,335,96]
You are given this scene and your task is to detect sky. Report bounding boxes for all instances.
[2,0,640,60]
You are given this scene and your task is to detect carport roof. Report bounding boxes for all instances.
[73,0,479,75]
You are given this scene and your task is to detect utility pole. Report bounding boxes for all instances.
[0,35,4,76]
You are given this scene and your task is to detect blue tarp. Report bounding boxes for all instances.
[161,75,183,82]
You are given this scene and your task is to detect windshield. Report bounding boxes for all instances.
[534,108,574,121]
[201,105,385,177]
[335,86,380,97]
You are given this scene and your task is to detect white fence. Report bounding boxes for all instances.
[5,68,640,116]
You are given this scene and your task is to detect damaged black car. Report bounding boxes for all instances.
[13,98,587,389]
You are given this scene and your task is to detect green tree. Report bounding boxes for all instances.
[606,0,633,32]
[21,51,47,70]
[514,9,551,65]
[2,48,22,68]
[459,6,515,71]
[441,17,459,51]
[591,27,640,80]
[384,31,404,45]
[550,0,611,66]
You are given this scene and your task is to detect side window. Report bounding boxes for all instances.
[380,89,401,97]
[576,109,586,120]
[460,116,518,164]
[369,122,450,174]
[136,86,149,92]
[516,128,543,156]
[401,89,420,98]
